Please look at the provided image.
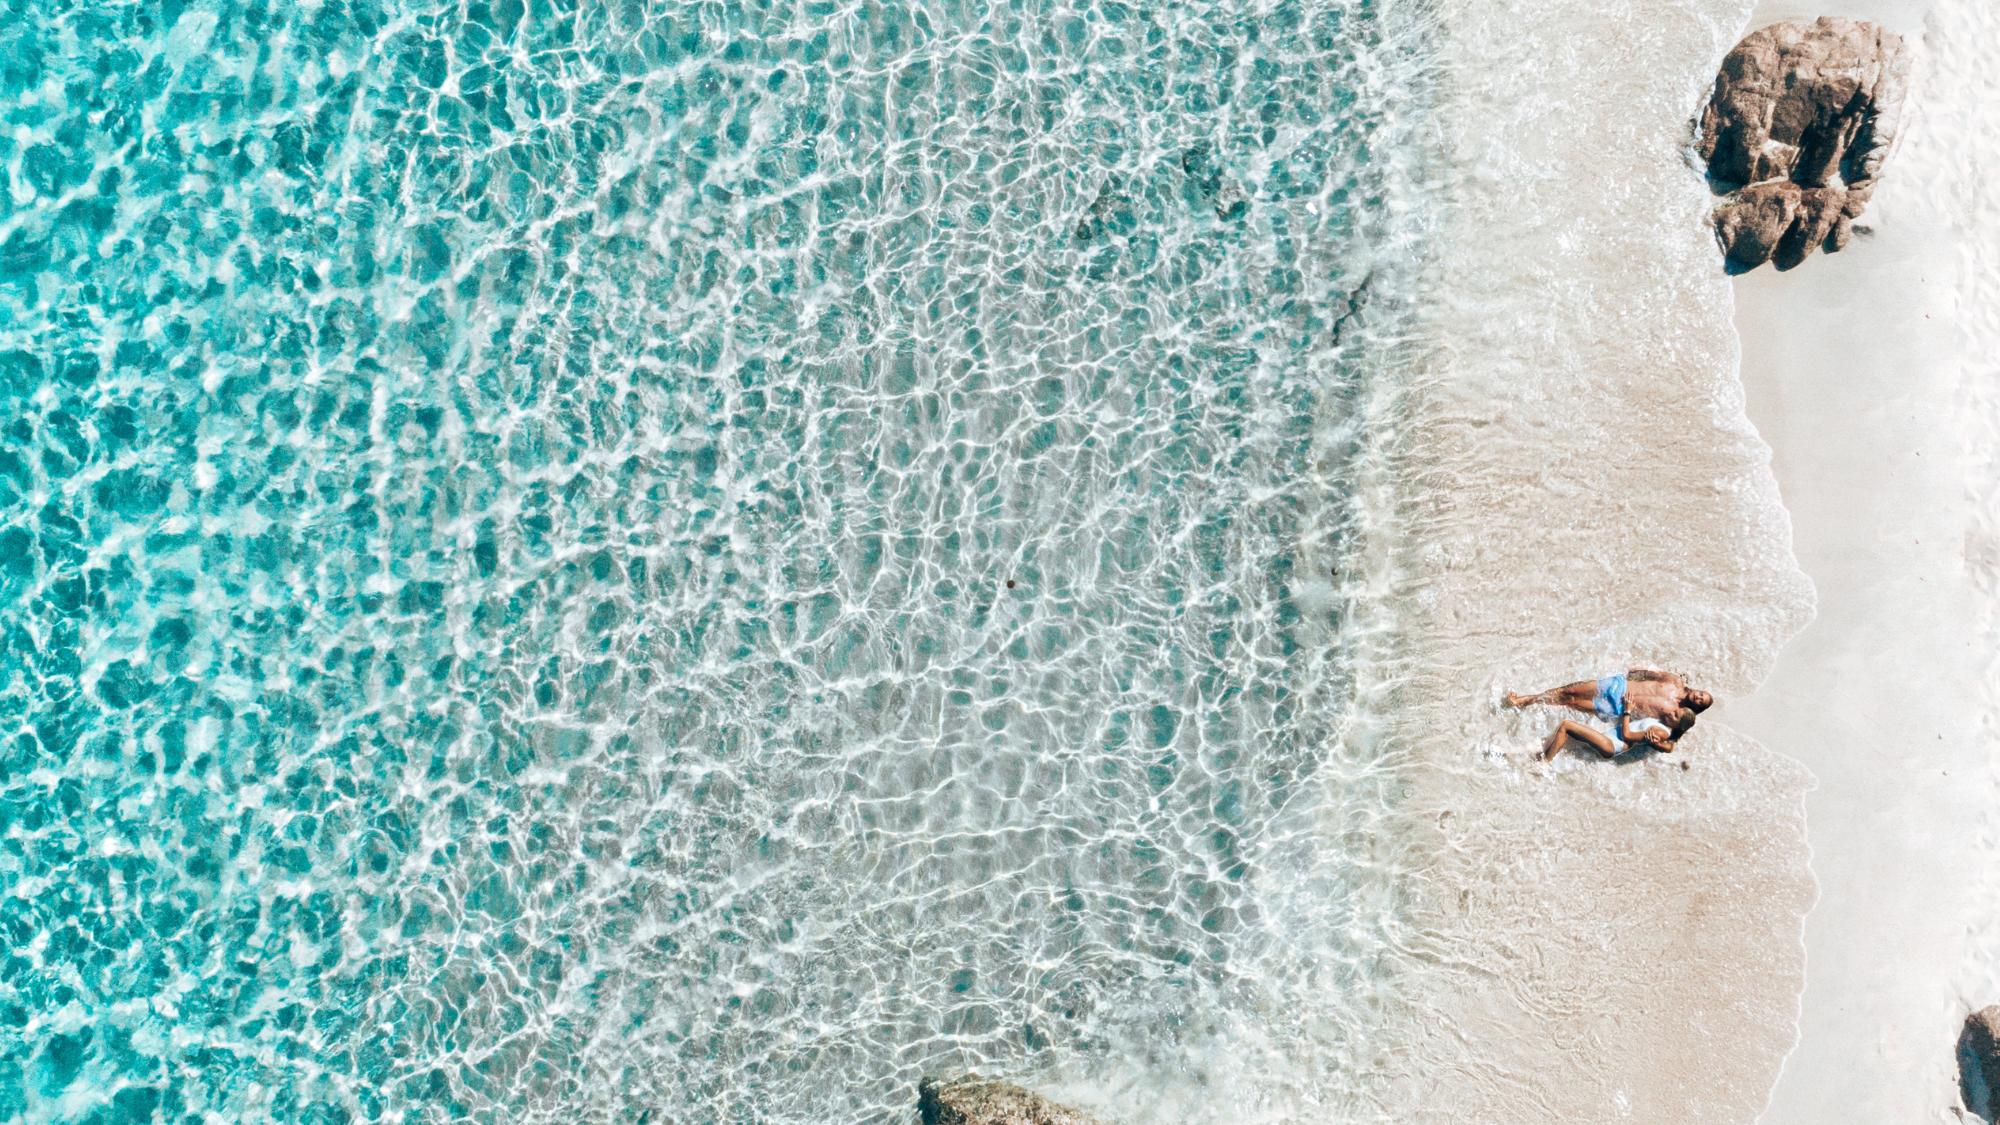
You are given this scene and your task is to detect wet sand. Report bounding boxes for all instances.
[1351,2,1824,1120]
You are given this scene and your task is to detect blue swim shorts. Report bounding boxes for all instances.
[1593,674,1627,720]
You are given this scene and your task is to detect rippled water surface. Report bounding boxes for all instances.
[0,0,1413,1121]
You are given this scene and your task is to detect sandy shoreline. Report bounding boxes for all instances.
[1360,1,2000,1119]
[1338,2,1829,1119]
[1716,1,2000,1120]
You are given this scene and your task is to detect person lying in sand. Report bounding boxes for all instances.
[1504,669,1713,723]
[1539,708,1699,761]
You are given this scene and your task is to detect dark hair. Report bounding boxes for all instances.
[1666,708,1699,742]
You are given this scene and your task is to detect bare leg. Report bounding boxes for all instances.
[1541,720,1618,761]
[1506,679,1600,715]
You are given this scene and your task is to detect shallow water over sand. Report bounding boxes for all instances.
[0,0,1850,1121]
[0,1,1435,1121]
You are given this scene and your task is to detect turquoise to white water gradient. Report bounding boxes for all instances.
[0,1,1417,1121]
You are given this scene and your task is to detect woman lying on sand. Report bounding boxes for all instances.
[1537,708,1699,761]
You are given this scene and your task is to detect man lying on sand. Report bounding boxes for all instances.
[1505,669,1712,722]
[1505,669,1712,761]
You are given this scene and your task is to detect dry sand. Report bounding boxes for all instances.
[1715,2,2000,1120]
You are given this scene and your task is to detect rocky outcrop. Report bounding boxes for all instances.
[1697,17,1908,272]
[917,1076,1105,1125]
[1961,1006,2000,1121]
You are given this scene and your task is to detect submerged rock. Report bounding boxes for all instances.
[1075,176,1133,244]
[1181,145,1249,222]
[1960,1006,2000,1121]
[917,1076,1105,1125]
[1697,17,1908,272]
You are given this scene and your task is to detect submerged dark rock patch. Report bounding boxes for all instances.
[917,1076,1106,1125]
[1697,17,1908,272]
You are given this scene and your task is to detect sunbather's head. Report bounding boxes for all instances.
[1667,708,1699,742]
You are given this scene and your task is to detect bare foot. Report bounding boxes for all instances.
[1505,692,1531,708]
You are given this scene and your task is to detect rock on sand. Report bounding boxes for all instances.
[1961,1006,2000,1121]
[1698,17,1908,272]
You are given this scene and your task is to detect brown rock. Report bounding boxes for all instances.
[1772,187,1849,270]
[1961,1006,2000,1121]
[1713,182,1801,270]
[1697,17,1908,271]
[917,1076,1106,1125]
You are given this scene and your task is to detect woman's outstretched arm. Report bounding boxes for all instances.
[1542,720,1618,761]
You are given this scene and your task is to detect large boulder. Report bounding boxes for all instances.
[1961,1006,2000,1121]
[1697,17,1908,272]
[917,1076,1105,1125]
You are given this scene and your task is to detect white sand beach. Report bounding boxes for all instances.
[1714,1,2000,1120]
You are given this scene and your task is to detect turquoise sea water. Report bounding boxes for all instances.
[0,1,1409,1120]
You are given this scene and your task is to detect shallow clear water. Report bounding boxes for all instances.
[0,1,1415,1121]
